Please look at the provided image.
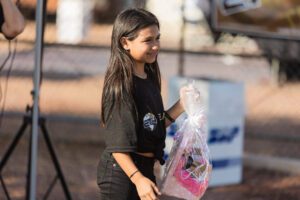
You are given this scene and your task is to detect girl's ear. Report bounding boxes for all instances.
[120,37,129,51]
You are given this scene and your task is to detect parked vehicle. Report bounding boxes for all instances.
[198,0,300,83]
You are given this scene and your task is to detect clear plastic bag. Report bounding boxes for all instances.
[160,83,212,200]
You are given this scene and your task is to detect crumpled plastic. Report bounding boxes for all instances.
[160,83,212,200]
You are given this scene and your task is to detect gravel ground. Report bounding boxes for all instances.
[1,117,300,200]
[1,51,300,199]
[1,21,300,200]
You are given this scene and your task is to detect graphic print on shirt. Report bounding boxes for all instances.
[143,112,157,131]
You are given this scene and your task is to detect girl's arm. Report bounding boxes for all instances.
[165,85,198,127]
[164,99,184,127]
[165,86,189,127]
[1,0,25,38]
[112,152,161,199]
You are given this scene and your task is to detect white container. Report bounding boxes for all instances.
[165,76,245,186]
[56,0,93,44]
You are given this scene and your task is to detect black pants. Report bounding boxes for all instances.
[97,151,156,200]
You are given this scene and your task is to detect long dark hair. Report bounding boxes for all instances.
[101,8,161,125]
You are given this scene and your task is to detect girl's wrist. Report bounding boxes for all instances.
[164,111,175,123]
[129,169,139,179]
[177,99,184,114]
[131,171,143,185]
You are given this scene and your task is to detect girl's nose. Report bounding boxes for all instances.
[152,42,160,50]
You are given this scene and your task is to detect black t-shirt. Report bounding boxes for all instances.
[103,75,166,164]
[103,101,137,153]
[0,5,4,33]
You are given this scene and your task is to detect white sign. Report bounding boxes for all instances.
[165,76,245,186]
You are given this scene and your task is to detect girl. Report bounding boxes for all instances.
[97,8,185,200]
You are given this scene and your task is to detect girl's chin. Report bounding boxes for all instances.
[146,60,156,64]
[146,57,157,64]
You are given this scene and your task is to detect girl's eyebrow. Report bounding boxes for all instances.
[143,33,161,40]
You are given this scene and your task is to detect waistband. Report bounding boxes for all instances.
[130,152,155,166]
[101,151,155,166]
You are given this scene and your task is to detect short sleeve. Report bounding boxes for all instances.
[104,103,137,153]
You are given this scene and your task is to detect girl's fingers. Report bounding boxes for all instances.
[149,192,157,200]
[141,195,148,200]
[145,194,153,200]
[139,180,160,200]
[152,184,161,195]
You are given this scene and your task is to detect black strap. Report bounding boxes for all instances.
[164,111,175,123]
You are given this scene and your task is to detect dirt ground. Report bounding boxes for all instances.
[1,76,300,200]
[1,117,300,200]
[1,21,300,200]
[1,54,300,200]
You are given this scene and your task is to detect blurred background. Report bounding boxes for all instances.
[0,0,300,199]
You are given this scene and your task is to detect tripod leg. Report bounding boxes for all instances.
[26,121,33,200]
[39,119,72,200]
[0,175,11,200]
[0,116,29,200]
[0,117,28,172]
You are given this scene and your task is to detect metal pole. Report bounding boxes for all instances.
[178,0,186,76]
[29,0,44,199]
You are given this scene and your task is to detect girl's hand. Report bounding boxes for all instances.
[178,87,185,113]
[164,85,198,127]
[179,85,201,114]
[132,174,161,200]
[179,85,193,112]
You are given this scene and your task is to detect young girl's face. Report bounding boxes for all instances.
[122,25,160,68]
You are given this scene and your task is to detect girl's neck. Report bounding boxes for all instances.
[134,63,147,79]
